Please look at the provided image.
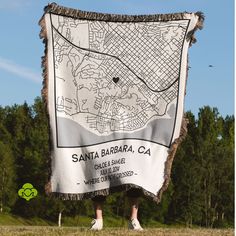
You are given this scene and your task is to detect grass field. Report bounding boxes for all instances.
[0,214,234,235]
[0,226,234,236]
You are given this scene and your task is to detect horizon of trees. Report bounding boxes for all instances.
[0,97,234,228]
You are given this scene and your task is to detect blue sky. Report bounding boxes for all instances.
[0,0,234,117]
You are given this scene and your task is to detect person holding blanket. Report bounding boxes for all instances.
[90,189,143,231]
[39,3,203,233]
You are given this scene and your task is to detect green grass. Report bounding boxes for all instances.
[0,226,234,236]
[0,213,234,235]
[0,213,54,226]
[0,213,161,228]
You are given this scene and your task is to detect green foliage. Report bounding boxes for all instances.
[0,99,234,228]
[169,107,234,228]
[0,142,17,212]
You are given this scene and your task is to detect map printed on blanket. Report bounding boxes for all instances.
[40,3,203,202]
[52,15,189,148]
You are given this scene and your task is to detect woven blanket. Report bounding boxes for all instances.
[39,3,203,202]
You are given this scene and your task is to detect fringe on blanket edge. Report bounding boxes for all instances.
[39,16,54,195]
[39,4,203,203]
[40,2,204,45]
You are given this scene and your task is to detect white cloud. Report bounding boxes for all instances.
[0,57,41,84]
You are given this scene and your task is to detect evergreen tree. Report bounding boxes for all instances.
[212,115,234,227]
[0,107,17,212]
[168,111,203,226]
[196,107,223,227]
[0,141,16,213]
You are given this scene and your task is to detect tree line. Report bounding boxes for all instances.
[0,97,234,227]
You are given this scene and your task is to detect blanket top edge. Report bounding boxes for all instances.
[41,2,204,25]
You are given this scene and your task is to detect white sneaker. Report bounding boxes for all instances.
[128,218,143,231]
[90,219,103,231]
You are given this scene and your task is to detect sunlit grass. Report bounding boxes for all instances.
[0,226,234,236]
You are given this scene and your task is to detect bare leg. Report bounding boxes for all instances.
[128,197,143,230]
[90,200,104,230]
[94,201,103,219]
[129,197,139,219]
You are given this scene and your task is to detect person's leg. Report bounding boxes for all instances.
[93,199,104,219]
[127,188,143,231]
[90,195,106,231]
[129,196,139,220]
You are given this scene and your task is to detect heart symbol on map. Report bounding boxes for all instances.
[113,77,119,83]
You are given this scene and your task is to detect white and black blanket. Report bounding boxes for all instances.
[39,3,203,202]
